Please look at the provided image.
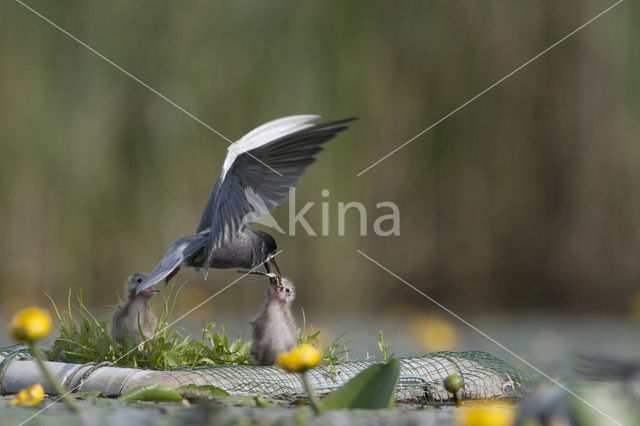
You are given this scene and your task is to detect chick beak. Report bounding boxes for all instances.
[140,287,160,297]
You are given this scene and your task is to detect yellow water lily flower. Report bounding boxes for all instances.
[455,401,515,426]
[10,383,45,406]
[277,344,321,372]
[9,307,51,341]
[409,314,460,351]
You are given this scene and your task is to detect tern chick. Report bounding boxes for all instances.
[251,277,297,366]
[111,272,158,346]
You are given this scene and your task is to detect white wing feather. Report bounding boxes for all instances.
[220,115,320,182]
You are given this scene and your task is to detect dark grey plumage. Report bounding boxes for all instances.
[111,272,158,346]
[251,277,297,366]
[198,117,356,266]
[137,229,277,292]
[135,115,355,295]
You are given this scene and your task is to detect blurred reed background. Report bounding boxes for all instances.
[0,0,638,329]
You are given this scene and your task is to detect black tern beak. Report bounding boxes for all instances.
[269,257,281,276]
[263,256,281,277]
[236,270,282,291]
[236,270,277,278]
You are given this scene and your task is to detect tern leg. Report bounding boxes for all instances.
[164,266,181,285]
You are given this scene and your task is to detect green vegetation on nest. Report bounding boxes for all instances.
[296,308,363,366]
[45,285,367,368]
[46,284,252,368]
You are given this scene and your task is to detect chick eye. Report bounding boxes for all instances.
[285,288,290,293]
[136,278,142,283]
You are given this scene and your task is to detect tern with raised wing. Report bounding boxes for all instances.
[134,115,355,294]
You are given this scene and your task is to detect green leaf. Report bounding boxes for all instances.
[254,396,273,407]
[175,384,229,397]
[95,337,111,359]
[163,351,181,366]
[320,358,400,410]
[118,384,183,402]
[75,391,106,399]
[215,395,263,405]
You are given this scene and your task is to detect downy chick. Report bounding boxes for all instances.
[111,272,158,346]
[251,277,297,366]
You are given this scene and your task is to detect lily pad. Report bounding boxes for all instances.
[320,358,400,410]
[117,384,182,402]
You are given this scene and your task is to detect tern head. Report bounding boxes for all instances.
[255,231,277,257]
[268,277,295,304]
[126,272,157,299]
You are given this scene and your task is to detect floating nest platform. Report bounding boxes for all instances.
[0,346,532,404]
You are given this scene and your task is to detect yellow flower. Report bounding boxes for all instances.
[9,307,51,341]
[409,314,460,351]
[455,401,515,426]
[277,344,322,372]
[10,383,45,406]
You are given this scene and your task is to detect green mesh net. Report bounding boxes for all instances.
[158,351,532,402]
[1,344,532,403]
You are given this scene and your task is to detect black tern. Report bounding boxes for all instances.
[251,276,297,365]
[112,272,159,346]
[134,115,355,294]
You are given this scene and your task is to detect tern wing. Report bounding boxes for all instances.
[196,115,320,233]
[135,231,208,293]
[201,116,356,267]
